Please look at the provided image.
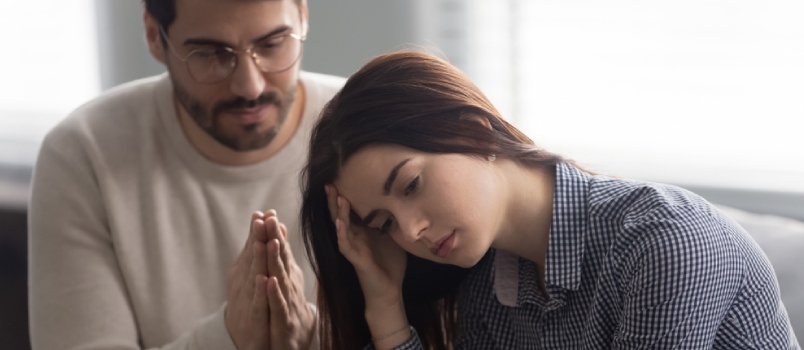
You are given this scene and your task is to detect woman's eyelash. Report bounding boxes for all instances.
[380,216,395,234]
[404,176,420,196]
[376,176,418,234]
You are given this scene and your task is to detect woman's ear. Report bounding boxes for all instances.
[460,112,493,130]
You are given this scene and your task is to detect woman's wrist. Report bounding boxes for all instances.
[365,298,410,350]
[372,326,412,350]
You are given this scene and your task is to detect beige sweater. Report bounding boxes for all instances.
[28,72,344,350]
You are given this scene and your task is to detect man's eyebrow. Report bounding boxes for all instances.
[253,25,293,43]
[183,37,233,47]
[384,158,411,196]
[182,25,293,47]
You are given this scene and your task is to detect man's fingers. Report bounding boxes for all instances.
[267,276,291,335]
[245,241,266,298]
[253,216,271,244]
[252,275,269,327]
[240,218,265,281]
[279,223,288,240]
[274,223,295,272]
[267,239,292,302]
[238,211,264,258]
[263,216,282,242]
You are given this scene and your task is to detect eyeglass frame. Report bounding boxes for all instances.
[158,25,306,84]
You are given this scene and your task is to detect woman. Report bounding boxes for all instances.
[300,52,797,350]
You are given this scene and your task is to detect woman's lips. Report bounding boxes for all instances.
[431,231,456,258]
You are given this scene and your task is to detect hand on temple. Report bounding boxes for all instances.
[325,185,411,349]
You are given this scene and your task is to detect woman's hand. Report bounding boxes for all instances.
[324,185,407,311]
[325,185,412,349]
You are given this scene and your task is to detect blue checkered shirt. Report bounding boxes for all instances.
[383,162,799,349]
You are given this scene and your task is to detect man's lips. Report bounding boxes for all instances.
[430,231,456,258]
[224,105,270,124]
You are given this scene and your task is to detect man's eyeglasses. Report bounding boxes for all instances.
[159,26,306,84]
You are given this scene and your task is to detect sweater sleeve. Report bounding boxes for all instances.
[28,125,237,350]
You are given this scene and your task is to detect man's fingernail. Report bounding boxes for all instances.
[324,185,330,195]
[337,197,343,208]
[335,219,342,231]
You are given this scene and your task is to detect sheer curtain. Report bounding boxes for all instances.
[467,0,804,192]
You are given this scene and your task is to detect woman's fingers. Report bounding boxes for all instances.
[338,196,361,245]
[335,196,373,268]
[325,184,340,223]
[335,218,352,257]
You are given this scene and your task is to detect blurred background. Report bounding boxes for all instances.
[1,0,802,348]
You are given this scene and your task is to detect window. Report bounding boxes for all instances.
[0,1,100,166]
[466,0,804,192]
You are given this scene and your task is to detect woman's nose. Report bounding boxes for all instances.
[396,210,428,243]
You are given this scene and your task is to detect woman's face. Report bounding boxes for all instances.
[334,144,505,268]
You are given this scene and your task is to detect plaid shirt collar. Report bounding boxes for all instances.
[494,162,590,307]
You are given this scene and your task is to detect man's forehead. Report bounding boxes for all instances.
[172,0,299,35]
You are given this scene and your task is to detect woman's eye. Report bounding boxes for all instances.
[404,176,419,196]
[380,216,395,234]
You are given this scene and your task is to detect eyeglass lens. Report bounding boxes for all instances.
[185,34,302,83]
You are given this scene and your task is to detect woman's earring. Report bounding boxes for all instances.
[488,154,496,162]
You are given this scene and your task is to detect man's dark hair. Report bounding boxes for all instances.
[143,0,176,33]
[143,0,302,35]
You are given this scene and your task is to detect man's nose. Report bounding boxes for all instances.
[229,52,266,101]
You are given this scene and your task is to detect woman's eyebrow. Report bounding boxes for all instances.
[383,158,411,195]
[362,210,379,226]
[361,158,412,224]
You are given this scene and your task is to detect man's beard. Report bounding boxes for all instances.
[171,77,298,152]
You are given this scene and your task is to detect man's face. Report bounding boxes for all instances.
[161,0,306,151]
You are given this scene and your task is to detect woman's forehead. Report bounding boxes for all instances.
[336,145,417,196]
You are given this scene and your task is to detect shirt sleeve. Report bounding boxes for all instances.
[361,327,423,350]
[28,128,237,350]
[610,206,761,349]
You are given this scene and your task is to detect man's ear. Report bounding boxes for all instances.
[460,112,493,131]
[299,0,310,37]
[143,10,167,64]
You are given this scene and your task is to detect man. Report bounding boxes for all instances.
[28,0,344,349]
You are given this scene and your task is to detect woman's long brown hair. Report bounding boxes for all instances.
[300,51,565,349]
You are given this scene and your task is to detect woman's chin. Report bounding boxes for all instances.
[443,249,487,268]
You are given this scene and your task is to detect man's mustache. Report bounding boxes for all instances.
[213,92,281,115]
